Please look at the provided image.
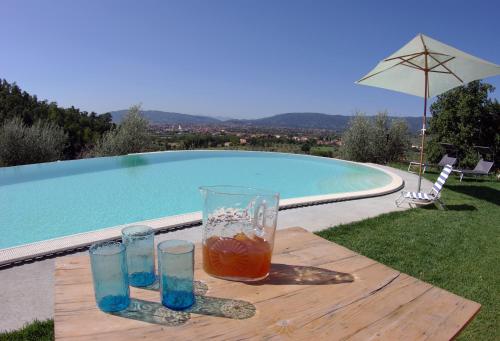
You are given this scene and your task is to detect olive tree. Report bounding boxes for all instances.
[0,117,68,166]
[91,105,153,157]
[387,119,410,162]
[370,112,391,163]
[341,113,373,162]
[341,112,410,163]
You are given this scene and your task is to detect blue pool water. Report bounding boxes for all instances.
[0,151,392,249]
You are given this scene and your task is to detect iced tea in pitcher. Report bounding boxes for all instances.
[199,186,279,282]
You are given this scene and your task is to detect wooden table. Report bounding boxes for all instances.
[55,227,480,340]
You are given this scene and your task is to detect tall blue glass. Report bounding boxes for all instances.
[157,240,195,310]
[121,225,156,287]
[89,241,130,312]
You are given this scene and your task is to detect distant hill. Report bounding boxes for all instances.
[228,113,423,133]
[226,113,352,131]
[108,110,423,133]
[109,110,220,125]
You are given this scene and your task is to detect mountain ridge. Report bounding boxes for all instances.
[108,110,423,133]
[109,110,220,125]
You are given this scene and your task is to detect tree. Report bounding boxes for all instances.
[301,142,311,154]
[341,114,373,162]
[0,78,114,159]
[387,119,410,162]
[341,112,410,163]
[91,105,153,157]
[371,112,391,163]
[0,117,68,166]
[428,81,500,167]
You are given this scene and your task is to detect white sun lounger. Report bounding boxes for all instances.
[396,164,453,210]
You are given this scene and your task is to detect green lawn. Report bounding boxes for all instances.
[0,320,53,341]
[317,168,499,340]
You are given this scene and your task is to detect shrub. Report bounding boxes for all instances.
[424,137,441,164]
[370,113,391,163]
[341,112,410,163]
[341,114,373,162]
[387,119,410,162]
[301,143,311,154]
[0,117,68,166]
[311,149,333,158]
[90,105,153,157]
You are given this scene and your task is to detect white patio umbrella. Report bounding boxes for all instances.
[356,33,500,191]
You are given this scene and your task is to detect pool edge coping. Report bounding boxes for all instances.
[0,161,404,268]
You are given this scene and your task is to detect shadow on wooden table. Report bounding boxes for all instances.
[110,298,190,326]
[141,278,209,296]
[251,263,354,285]
[110,280,256,326]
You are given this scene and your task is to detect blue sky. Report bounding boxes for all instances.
[1,0,499,118]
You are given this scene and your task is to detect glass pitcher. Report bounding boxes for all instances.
[199,186,280,282]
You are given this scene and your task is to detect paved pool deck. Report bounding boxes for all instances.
[0,164,433,332]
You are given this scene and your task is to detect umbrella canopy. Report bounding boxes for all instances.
[357,34,500,97]
[356,33,500,191]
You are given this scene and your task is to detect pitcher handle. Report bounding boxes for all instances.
[254,198,267,231]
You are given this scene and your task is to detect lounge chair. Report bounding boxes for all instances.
[396,164,453,209]
[408,161,428,174]
[453,159,494,182]
[438,154,457,168]
[408,154,457,174]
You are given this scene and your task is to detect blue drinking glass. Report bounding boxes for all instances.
[122,225,156,287]
[157,240,195,310]
[89,241,130,312]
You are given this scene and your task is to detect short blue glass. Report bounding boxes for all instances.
[89,241,130,312]
[121,225,156,287]
[157,240,195,310]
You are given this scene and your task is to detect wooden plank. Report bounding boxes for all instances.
[54,227,480,340]
[346,286,481,341]
[291,274,433,339]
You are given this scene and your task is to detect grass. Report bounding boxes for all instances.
[0,320,53,341]
[317,166,499,340]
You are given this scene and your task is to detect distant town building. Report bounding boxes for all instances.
[239,138,247,145]
[317,140,336,146]
[224,142,232,147]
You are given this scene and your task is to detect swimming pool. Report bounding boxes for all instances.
[0,151,396,250]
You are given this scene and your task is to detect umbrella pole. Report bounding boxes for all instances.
[417,71,429,192]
